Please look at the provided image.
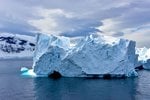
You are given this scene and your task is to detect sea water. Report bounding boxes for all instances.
[0,59,150,100]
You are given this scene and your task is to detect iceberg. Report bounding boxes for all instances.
[32,33,138,78]
[136,47,150,69]
[21,67,37,77]
[20,67,29,73]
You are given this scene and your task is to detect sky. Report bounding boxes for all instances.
[0,0,150,47]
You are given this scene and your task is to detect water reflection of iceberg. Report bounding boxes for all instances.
[33,78,136,100]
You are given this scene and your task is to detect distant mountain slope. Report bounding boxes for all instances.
[0,33,35,59]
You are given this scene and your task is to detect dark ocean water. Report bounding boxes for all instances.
[0,59,150,100]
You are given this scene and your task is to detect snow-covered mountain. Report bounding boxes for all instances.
[0,33,35,59]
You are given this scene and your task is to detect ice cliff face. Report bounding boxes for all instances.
[33,33,138,77]
[136,47,150,69]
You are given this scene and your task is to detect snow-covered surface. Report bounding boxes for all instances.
[32,33,138,77]
[0,33,35,59]
[136,47,150,69]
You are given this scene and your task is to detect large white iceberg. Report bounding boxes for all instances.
[32,33,138,78]
[136,47,150,69]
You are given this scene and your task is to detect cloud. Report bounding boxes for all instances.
[0,0,150,47]
[122,24,150,47]
[0,0,136,36]
[28,7,102,36]
[28,8,74,35]
[27,0,135,36]
[0,0,38,35]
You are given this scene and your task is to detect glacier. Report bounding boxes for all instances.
[32,33,138,78]
[136,47,150,69]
